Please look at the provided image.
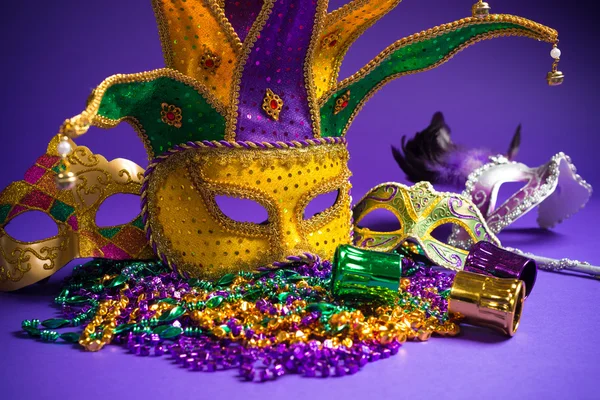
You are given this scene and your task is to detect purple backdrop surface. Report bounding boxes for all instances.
[1,1,599,399]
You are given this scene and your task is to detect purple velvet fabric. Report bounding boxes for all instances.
[235,0,319,142]
[223,0,263,42]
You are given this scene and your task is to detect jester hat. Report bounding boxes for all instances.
[0,0,561,289]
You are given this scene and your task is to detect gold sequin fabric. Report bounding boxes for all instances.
[313,0,402,99]
[143,143,352,279]
[152,0,241,108]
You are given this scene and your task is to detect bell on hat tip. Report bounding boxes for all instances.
[55,171,77,190]
[472,1,491,18]
[547,70,564,86]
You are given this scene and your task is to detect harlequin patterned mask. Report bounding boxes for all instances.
[448,153,592,247]
[0,136,153,291]
[352,182,500,270]
[5,0,561,283]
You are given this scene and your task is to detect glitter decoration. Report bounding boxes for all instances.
[36,154,61,169]
[48,200,75,222]
[160,103,183,129]
[333,90,350,115]
[67,215,78,231]
[200,50,221,72]
[321,31,342,48]
[100,244,130,259]
[0,205,11,224]
[7,205,27,220]
[112,226,148,256]
[20,190,54,210]
[262,89,284,121]
[20,256,459,381]
[99,227,121,239]
[24,165,46,185]
[35,173,60,197]
[131,216,145,230]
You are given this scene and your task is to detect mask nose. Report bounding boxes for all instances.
[280,217,307,256]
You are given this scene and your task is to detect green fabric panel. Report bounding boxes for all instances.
[97,76,226,155]
[320,23,532,137]
[49,200,75,222]
[0,204,11,224]
[99,227,121,239]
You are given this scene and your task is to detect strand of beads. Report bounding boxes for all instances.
[79,291,129,351]
[20,255,459,381]
[21,260,167,344]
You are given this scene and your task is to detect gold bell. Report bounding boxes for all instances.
[472,1,491,18]
[55,171,77,190]
[448,271,525,336]
[547,70,565,86]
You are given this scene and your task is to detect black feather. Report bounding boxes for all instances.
[507,124,521,160]
[391,112,457,183]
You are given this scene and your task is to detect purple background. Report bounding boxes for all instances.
[1,0,599,399]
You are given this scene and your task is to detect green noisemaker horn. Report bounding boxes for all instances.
[331,244,404,299]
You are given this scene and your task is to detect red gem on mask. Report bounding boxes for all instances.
[333,90,351,115]
[166,112,176,121]
[329,40,337,47]
[270,100,279,110]
[205,59,215,68]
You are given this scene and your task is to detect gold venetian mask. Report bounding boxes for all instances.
[144,143,352,279]
[0,136,153,291]
[352,182,500,270]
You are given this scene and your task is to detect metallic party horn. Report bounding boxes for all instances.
[464,241,537,297]
[331,244,403,299]
[331,245,526,336]
[448,270,525,336]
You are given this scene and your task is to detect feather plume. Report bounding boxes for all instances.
[391,112,521,187]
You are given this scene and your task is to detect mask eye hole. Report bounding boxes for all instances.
[95,194,141,227]
[494,181,528,211]
[431,223,470,244]
[4,211,59,242]
[355,208,401,232]
[215,195,269,224]
[304,189,339,220]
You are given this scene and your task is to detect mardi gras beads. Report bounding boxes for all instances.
[20,255,458,381]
